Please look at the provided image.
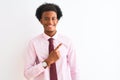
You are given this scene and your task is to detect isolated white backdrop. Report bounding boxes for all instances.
[0,0,120,80]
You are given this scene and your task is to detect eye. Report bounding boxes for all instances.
[52,17,57,20]
[44,17,49,21]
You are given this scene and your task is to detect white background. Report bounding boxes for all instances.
[0,0,120,80]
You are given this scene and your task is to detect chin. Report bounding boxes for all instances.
[47,30,56,33]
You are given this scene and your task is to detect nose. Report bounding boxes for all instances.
[48,19,53,25]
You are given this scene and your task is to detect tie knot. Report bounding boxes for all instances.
[48,38,54,43]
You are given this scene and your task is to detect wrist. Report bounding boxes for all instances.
[45,58,53,66]
[42,61,48,68]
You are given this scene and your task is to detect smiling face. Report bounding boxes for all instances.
[40,11,58,37]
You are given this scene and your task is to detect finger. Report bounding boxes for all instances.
[54,43,62,51]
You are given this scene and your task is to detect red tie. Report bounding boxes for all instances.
[48,38,58,80]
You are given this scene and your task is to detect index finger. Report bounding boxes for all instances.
[54,43,62,51]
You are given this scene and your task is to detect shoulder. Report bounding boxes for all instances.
[28,34,43,44]
[57,33,73,45]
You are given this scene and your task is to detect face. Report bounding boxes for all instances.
[40,11,58,36]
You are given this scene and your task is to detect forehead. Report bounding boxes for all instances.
[42,11,57,17]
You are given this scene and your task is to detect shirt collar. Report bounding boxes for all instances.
[42,32,59,40]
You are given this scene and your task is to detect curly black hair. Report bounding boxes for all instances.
[35,3,63,21]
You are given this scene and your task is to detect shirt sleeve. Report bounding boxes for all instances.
[67,41,78,80]
[24,40,45,80]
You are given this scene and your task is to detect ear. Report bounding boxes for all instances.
[40,19,43,24]
[57,19,58,23]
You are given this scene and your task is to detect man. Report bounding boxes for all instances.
[24,3,77,80]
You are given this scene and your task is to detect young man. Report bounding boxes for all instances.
[24,3,77,80]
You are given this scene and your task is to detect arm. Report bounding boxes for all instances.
[67,41,77,80]
[24,40,45,80]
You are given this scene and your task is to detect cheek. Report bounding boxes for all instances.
[55,21,58,25]
[41,22,47,26]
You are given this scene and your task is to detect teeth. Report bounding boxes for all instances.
[48,25,53,27]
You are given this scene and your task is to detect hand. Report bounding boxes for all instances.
[45,43,62,66]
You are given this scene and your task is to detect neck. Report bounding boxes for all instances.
[45,31,57,37]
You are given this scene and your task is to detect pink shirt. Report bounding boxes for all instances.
[24,32,77,80]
